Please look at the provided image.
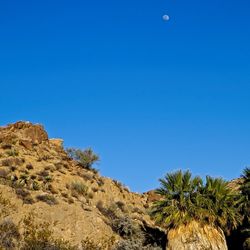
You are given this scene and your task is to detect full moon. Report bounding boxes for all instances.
[162,14,170,21]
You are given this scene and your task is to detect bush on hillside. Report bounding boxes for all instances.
[0,219,20,249]
[66,148,99,173]
[21,213,76,250]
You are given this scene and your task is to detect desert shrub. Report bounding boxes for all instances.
[36,194,58,205]
[116,201,127,213]
[30,175,37,180]
[0,219,20,249]
[44,176,53,182]
[0,168,9,178]
[98,202,164,249]
[113,180,130,192]
[26,164,34,170]
[38,170,50,177]
[98,203,120,221]
[0,193,13,218]
[132,207,143,214]
[97,178,105,187]
[5,149,19,157]
[21,213,76,250]
[66,148,99,172]
[12,174,36,189]
[80,237,102,250]
[0,195,20,249]
[114,239,143,250]
[112,216,139,238]
[80,172,93,181]
[44,165,55,172]
[81,236,115,250]
[10,166,17,171]
[29,180,40,191]
[71,181,88,197]
[1,144,12,150]
[15,188,35,204]
[114,239,162,250]
[1,157,24,166]
[20,168,29,174]
[61,192,68,198]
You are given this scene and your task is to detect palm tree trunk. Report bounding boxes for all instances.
[166,221,227,250]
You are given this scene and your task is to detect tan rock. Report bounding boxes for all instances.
[49,138,64,148]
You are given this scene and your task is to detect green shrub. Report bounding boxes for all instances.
[66,148,99,172]
[71,181,88,197]
[5,149,19,157]
[29,180,40,191]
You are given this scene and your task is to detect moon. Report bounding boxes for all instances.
[162,14,170,21]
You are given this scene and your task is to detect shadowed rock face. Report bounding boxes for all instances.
[167,221,227,250]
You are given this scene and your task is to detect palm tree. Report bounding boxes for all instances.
[240,167,250,250]
[150,170,242,250]
[150,170,203,229]
[240,167,250,208]
[200,176,242,234]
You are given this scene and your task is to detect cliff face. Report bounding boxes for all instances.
[0,121,165,249]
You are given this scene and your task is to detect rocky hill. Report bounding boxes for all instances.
[0,121,166,249]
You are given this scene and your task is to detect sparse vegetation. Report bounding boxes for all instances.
[36,194,58,205]
[21,213,76,250]
[0,192,13,218]
[81,236,115,250]
[0,219,20,249]
[15,188,34,204]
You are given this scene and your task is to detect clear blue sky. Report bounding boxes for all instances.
[1,0,250,192]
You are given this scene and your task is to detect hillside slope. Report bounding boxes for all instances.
[0,121,166,249]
